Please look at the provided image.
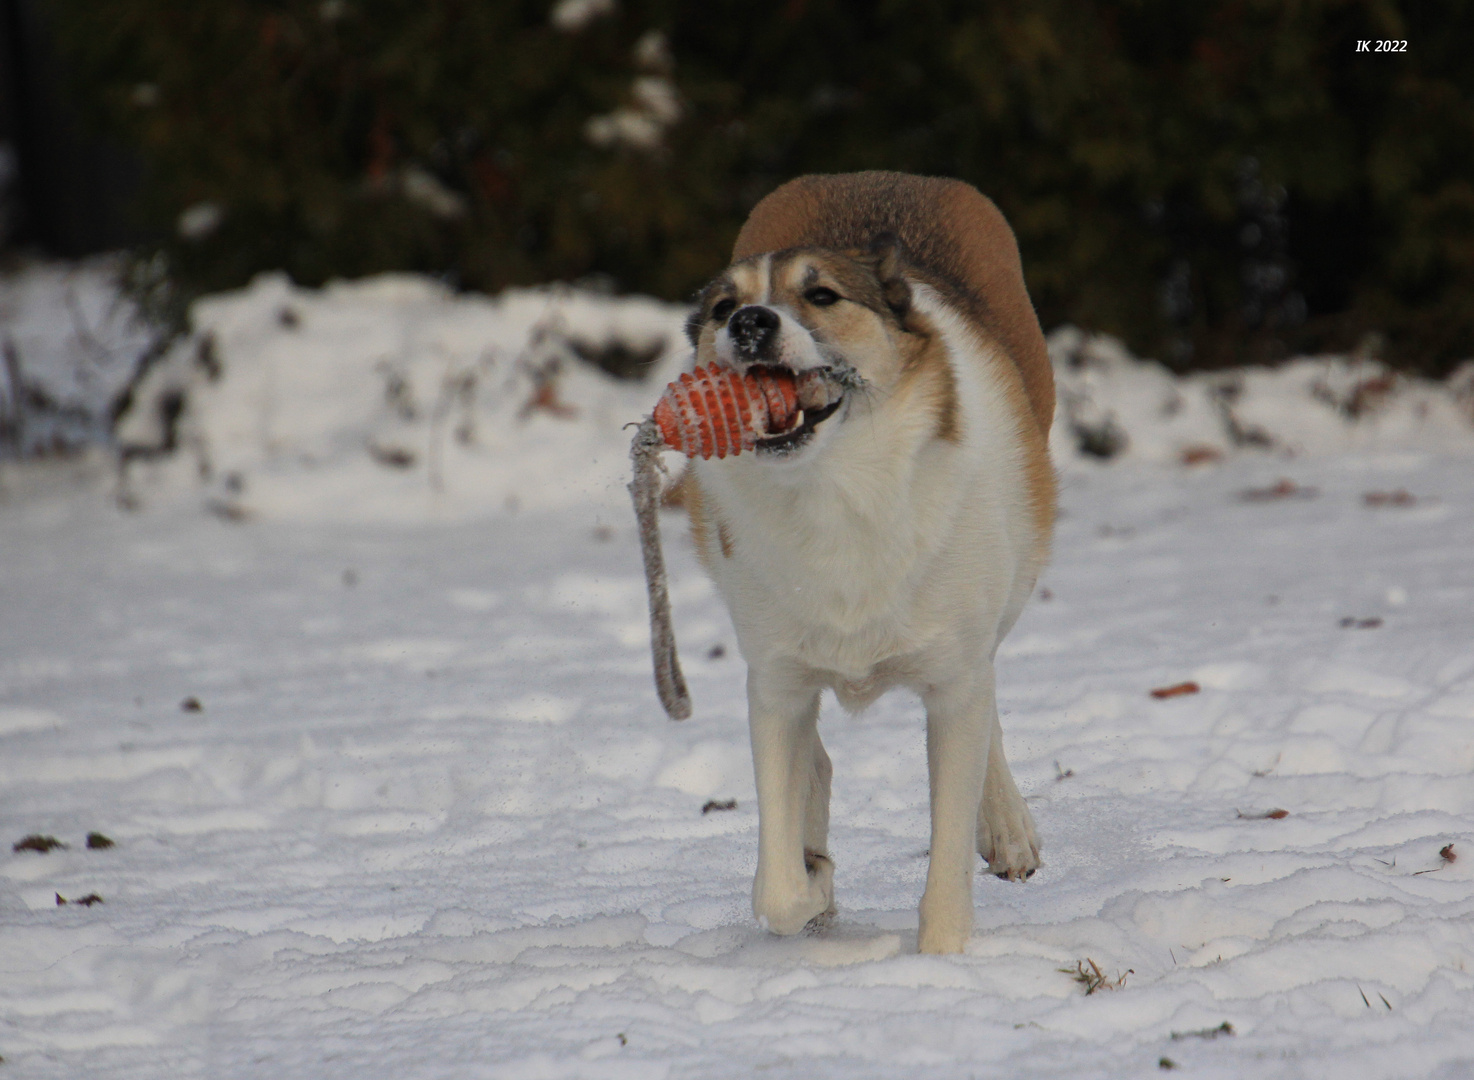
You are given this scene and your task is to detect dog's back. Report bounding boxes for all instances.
[732,170,1054,439]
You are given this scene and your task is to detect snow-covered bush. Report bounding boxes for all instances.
[1049,327,1474,467]
[114,273,689,522]
[0,257,160,459]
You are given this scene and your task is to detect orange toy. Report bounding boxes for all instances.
[652,365,799,459]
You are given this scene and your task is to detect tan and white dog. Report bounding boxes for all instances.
[680,171,1055,954]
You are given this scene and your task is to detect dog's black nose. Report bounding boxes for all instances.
[728,305,780,358]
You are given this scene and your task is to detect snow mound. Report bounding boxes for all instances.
[0,256,160,457]
[116,273,689,523]
[1049,327,1474,466]
[107,275,1474,522]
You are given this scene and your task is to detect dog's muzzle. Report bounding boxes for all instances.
[729,305,780,360]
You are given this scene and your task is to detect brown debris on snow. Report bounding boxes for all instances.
[1363,489,1417,507]
[1170,1021,1235,1041]
[56,892,104,907]
[1180,444,1223,466]
[1059,957,1132,995]
[1239,478,1318,502]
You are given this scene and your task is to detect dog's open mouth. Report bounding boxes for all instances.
[752,366,845,455]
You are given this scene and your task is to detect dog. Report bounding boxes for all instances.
[678,171,1055,954]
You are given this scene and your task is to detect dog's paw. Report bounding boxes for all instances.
[978,798,1041,881]
[804,850,837,919]
[916,922,969,955]
[917,887,972,954]
[754,851,835,936]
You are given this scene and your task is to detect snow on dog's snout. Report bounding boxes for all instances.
[714,303,827,374]
[709,256,829,375]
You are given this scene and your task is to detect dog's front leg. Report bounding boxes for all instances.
[748,666,834,935]
[917,669,995,954]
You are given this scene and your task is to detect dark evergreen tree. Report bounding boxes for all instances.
[47,0,1474,374]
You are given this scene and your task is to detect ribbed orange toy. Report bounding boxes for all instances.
[653,364,799,459]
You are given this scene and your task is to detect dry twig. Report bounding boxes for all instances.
[1059,957,1132,995]
[1170,1021,1235,1041]
[1413,843,1458,875]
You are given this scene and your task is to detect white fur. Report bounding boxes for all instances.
[692,283,1044,953]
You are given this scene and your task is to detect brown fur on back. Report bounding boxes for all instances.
[732,171,1054,438]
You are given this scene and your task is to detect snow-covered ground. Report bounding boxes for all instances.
[3,271,1474,1078]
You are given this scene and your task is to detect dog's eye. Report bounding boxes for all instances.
[805,287,840,307]
[711,298,736,321]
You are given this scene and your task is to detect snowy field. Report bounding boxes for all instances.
[3,269,1474,1078]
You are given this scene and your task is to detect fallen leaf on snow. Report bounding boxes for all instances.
[1180,444,1223,466]
[1363,489,1417,507]
[1240,479,1318,502]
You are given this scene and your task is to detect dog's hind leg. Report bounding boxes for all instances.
[976,708,1040,880]
[802,732,835,928]
[917,671,994,954]
[748,668,834,936]
[804,733,833,858]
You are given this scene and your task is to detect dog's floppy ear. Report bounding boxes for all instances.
[868,231,912,321]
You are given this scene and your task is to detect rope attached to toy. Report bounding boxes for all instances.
[628,418,692,720]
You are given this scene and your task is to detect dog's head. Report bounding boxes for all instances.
[684,235,924,458]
